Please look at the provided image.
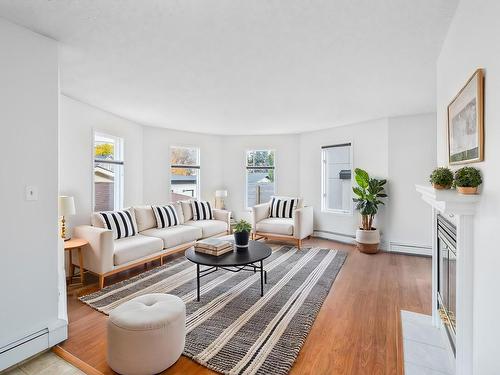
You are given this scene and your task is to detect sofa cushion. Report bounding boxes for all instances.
[180,200,193,221]
[91,212,105,228]
[183,220,227,238]
[256,218,294,236]
[114,234,163,266]
[152,204,180,228]
[134,206,157,232]
[191,200,213,221]
[141,225,202,249]
[98,209,138,240]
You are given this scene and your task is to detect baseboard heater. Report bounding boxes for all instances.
[389,242,432,256]
[313,230,355,243]
[0,329,49,371]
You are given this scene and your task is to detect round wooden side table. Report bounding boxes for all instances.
[64,238,88,285]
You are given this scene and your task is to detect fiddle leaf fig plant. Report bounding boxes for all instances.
[352,168,387,231]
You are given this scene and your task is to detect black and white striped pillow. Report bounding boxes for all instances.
[152,205,180,228]
[99,209,137,240]
[269,197,298,219]
[191,200,213,221]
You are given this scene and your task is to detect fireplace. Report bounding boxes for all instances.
[437,214,456,354]
[416,184,480,375]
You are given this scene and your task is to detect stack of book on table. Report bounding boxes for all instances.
[194,238,233,256]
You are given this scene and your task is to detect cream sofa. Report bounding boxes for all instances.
[72,201,230,288]
[251,197,313,249]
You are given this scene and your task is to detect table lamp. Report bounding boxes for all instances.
[59,196,75,241]
[215,190,228,209]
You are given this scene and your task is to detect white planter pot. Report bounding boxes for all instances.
[355,228,380,254]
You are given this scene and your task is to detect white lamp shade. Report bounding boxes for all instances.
[59,196,76,216]
[215,190,228,198]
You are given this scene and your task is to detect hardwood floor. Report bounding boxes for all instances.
[59,238,431,375]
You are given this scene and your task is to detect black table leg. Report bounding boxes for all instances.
[260,260,264,296]
[197,263,200,301]
[265,270,267,284]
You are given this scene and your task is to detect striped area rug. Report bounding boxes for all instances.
[80,246,347,375]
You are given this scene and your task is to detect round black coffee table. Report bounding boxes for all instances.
[185,240,272,301]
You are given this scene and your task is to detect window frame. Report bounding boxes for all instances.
[92,130,125,212]
[321,142,354,215]
[169,145,201,200]
[245,149,276,210]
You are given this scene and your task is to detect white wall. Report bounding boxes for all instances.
[437,1,500,372]
[299,118,390,242]
[387,114,436,253]
[59,95,144,227]
[139,116,435,251]
[142,127,223,205]
[0,18,61,364]
[222,135,300,220]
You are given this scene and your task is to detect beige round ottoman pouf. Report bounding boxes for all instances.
[107,293,186,375]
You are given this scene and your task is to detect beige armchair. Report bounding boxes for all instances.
[251,199,313,249]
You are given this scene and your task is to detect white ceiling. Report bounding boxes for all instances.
[0,0,457,135]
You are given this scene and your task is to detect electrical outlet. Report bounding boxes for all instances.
[26,185,38,201]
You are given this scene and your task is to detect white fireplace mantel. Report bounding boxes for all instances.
[415,184,481,375]
[416,184,481,215]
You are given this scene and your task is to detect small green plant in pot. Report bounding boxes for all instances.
[454,166,482,195]
[429,167,454,189]
[233,219,252,248]
[352,168,387,254]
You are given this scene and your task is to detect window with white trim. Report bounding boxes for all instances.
[321,143,352,214]
[246,150,275,208]
[93,132,124,211]
[170,146,200,201]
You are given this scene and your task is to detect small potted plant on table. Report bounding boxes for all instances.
[234,219,252,248]
[429,167,454,189]
[352,168,388,254]
[454,166,482,195]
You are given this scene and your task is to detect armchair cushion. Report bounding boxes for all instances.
[256,218,294,236]
[269,196,299,218]
[183,220,227,238]
[251,203,271,230]
[114,234,164,266]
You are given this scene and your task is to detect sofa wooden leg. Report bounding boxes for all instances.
[297,239,302,250]
[99,275,105,289]
[160,256,164,266]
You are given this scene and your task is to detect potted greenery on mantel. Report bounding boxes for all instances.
[429,167,454,190]
[454,166,482,195]
[352,168,387,254]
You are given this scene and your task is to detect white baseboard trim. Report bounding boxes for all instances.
[314,230,429,255]
[389,242,431,256]
[0,319,67,371]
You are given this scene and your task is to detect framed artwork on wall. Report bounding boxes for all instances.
[447,68,484,165]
